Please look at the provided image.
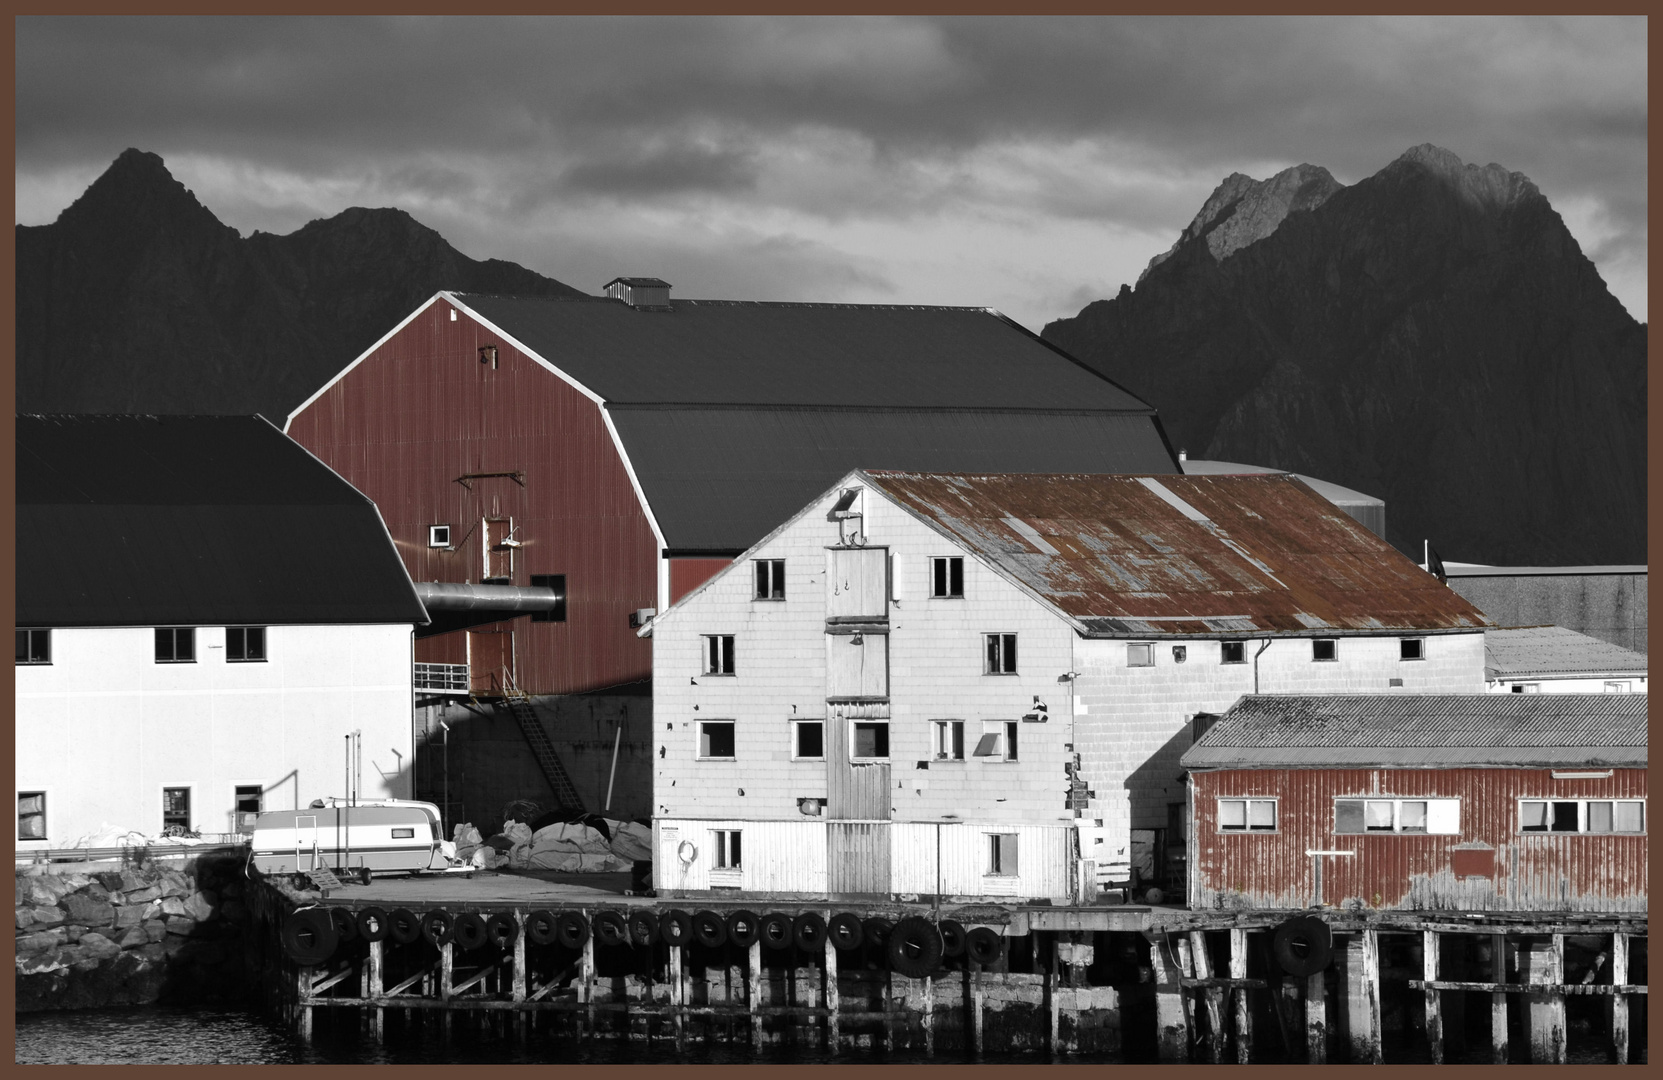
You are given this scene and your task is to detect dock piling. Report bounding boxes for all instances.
[748,940,763,1047]
[1490,933,1509,1063]
[1523,934,1566,1063]
[1190,929,1226,1063]
[824,933,840,1052]
[1423,930,1443,1063]
[1610,932,1629,1064]
[1229,928,1252,1064]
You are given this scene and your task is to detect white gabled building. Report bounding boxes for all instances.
[1483,624,1647,695]
[649,469,1492,903]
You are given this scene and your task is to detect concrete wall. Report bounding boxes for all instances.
[15,624,414,849]
[1448,571,1647,654]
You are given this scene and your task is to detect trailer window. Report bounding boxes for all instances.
[392,828,415,839]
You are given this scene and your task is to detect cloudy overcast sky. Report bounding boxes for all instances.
[16,15,1648,328]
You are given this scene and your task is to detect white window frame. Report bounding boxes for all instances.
[713,829,743,869]
[702,634,736,676]
[1519,798,1645,835]
[791,719,825,761]
[1312,638,1338,662]
[1335,797,1461,835]
[1220,640,1246,665]
[850,721,890,762]
[753,559,786,601]
[1127,642,1155,668]
[986,832,1019,876]
[428,524,452,548]
[1217,797,1279,833]
[973,720,1019,762]
[931,556,965,599]
[697,721,737,761]
[1400,637,1425,661]
[932,720,965,761]
[984,633,1018,675]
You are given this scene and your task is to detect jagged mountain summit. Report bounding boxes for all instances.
[1043,144,1646,567]
[16,149,586,421]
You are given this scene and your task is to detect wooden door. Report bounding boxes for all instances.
[468,629,515,695]
[825,547,888,621]
[483,517,515,583]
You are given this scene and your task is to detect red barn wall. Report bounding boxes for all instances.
[669,558,733,606]
[287,299,659,693]
[1190,767,1647,912]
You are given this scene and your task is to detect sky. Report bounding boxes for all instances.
[15,15,1649,330]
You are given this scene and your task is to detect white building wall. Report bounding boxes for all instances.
[15,623,414,848]
[890,822,1072,901]
[654,819,828,894]
[1486,674,1647,694]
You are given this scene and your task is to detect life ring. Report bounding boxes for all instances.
[627,909,661,947]
[356,906,390,943]
[525,909,559,947]
[726,910,761,949]
[861,917,894,950]
[329,907,359,942]
[692,909,728,949]
[1273,915,1333,977]
[659,909,693,948]
[760,912,794,950]
[793,911,828,952]
[387,907,423,945]
[452,912,488,951]
[965,926,1004,966]
[938,919,967,958]
[887,916,944,979]
[556,910,591,950]
[486,912,519,949]
[421,908,455,946]
[280,908,338,965]
[827,913,863,951]
[677,840,699,865]
[593,910,628,948]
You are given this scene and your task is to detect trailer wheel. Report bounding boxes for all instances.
[357,906,390,943]
[486,912,519,949]
[726,910,761,949]
[658,909,693,948]
[421,908,455,946]
[759,912,794,950]
[965,926,1004,966]
[627,909,660,947]
[281,909,338,965]
[525,909,559,947]
[692,909,728,949]
[556,910,591,950]
[888,916,944,979]
[938,919,967,958]
[1273,915,1333,977]
[593,910,628,948]
[329,907,359,942]
[387,907,422,945]
[827,913,863,951]
[357,867,372,887]
[452,912,488,951]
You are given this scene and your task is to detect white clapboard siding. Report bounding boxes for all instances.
[654,819,828,893]
[890,822,1072,901]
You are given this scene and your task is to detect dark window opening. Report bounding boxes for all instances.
[1312,638,1337,662]
[794,721,824,759]
[852,721,889,759]
[699,721,736,759]
[234,785,263,832]
[1221,640,1246,664]
[703,635,736,675]
[985,633,1018,674]
[754,559,785,600]
[162,787,192,833]
[530,574,567,622]
[226,627,266,662]
[155,628,196,663]
[932,557,964,598]
[16,628,50,665]
[1400,638,1425,661]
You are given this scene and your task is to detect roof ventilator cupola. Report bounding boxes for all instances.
[604,276,673,311]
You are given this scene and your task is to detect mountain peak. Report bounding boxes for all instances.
[57,146,223,236]
[1141,162,1343,281]
[1387,143,1540,210]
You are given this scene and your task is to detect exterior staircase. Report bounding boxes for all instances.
[500,689,585,811]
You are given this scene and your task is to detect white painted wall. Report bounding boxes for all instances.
[15,623,414,847]
[1486,675,1647,694]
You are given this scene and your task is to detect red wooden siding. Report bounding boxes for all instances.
[287,299,659,693]
[1190,767,1647,912]
[669,558,731,606]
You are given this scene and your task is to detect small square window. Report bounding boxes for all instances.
[1221,640,1246,664]
[155,627,196,663]
[1614,802,1644,833]
[699,721,736,759]
[392,827,415,839]
[714,829,743,869]
[1127,642,1154,667]
[932,720,965,761]
[987,832,1019,875]
[226,627,266,662]
[530,574,567,622]
[793,720,824,760]
[702,635,736,676]
[18,792,46,840]
[1398,800,1428,833]
[1400,638,1425,661]
[429,525,452,548]
[15,628,51,665]
[1312,638,1337,662]
[931,557,964,599]
[984,633,1017,674]
[852,721,889,760]
[754,559,786,600]
[1605,680,1632,694]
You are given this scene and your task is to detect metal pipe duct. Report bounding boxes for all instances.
[413,581,560,613]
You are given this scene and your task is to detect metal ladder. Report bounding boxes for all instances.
[498,676,584,810]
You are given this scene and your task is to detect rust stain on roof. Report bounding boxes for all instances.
[862,471,1491,636]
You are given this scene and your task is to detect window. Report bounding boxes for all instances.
[226,627,266,662]
[1400,638,1425,661]
[18,792,46,840]
[987,832,1019,875]
[792,720,825,760]
[234,785,262,832]
[714,829,743,869]
[1218,798,1278,832]
[1605,681,1632,694]
[428,524,451,548]
[1312,638,1337,662]
[984,633,1017,674]
[1221,640,1246,664]
[1521,799,1644,834]
[973,720,1019,762]
[698,722,736,760]
[1127,642,1155,667]
[931,556,964,599]
[702,635,736,676]
[1511,682,1541,694]
[1336,798,1460,834]
[932,720,966,761]
[392,828,415,839]
[529,574,567,622]
[754,559,785,600]
[162,787,192,833]
[16,629,50,665]
[155,628,195,663]
[852,721,890,760]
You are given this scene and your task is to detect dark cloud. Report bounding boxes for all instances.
[558,141,760,200]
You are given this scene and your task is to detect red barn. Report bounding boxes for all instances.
[1180,694,1646,912]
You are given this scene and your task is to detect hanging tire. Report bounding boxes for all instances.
[726,910,760,949]
[452,912,488,952]
[486,912,519,949]
[1273,915,1333,977]
[593,910,628,948]
[421,908,455,946]
[556,910,591,950]
[760,912,794,950]
[692,909,728,949]
[387,907,423,945]
[887,916,944,979]
[329,907,359,943]
[281,908,338,965]
[793,912,828,951]
[827,913,863,951]
[861,917,894,950]
[659,909,693,948]
[627,909,660,947]
[965,926,1004,966]
[356,906,390,943]
[938,919,967,958]
[525,909,559,947]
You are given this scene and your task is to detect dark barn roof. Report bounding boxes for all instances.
[1181,693,1648,769]
[16,415,427,627]
[863,471,1490,637]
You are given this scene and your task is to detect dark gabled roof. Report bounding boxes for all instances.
[1484,625,1648,680]
[862,471,1489,636]
[16,415,427,627]
[1180,694,1648,769]
[604,276,671,288]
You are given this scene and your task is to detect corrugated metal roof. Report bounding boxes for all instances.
[1180,458,1384,509]
[1485,625,1648,679]
[1181,693,1648,769]
[16,415,427,627]
[862,471,1489,635]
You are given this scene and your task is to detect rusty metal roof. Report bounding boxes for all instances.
[862,471,1490,636]
[1181,694,1648,769]
[1484,625,1648,680]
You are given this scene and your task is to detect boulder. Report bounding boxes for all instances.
[124,885,161,904]
[143,920,167,943]
[17,947,66,975]
[16,928,66,955]
[114,905,146,929]
[21,878,62,908]
[160,896,189,918]
[137,942,166,963]
[16,909,34,930]
[63,894,115,927]
[165,916,197,936]
[82,882,112,902]
[120,870,149,892]
[119,925,150,949]
[159,871,193,898]
[184,891,214,921]
[72,957,103,973]
[64,925,86,943]
[27,905,65,927]
[79,932,123,961]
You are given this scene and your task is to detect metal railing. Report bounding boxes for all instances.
[16,838,249,864]
[414,662,469,695]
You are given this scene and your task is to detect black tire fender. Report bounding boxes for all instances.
[525,909,559,947]
[280,908,338,965]
[827,913,863,951]
[760,912,794,950]
[938,919,967,958]
[659,909,693,948]
[965,926,1004,966]
[330,907,359,943]
[421,908,454,946]
[555,910,591,950]
[861,917,894,950]
[726,909,761,949]
[593,910,628,948]
[1273,915,1333,977]
[887,916,945,979]
[627,909,660,947]
[692,909,728,949]
[452,912,488,951]
[387,907,423,945]
[486,912,518,949]
[356,905,390,943]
